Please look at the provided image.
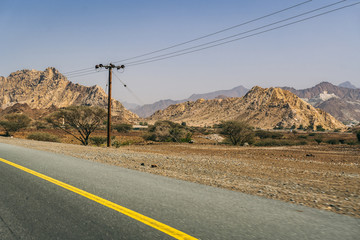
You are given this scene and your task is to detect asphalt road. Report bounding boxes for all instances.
[0,142,359,240]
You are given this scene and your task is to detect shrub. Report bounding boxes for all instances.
[316,125,325,132]
[314,138,323,145]
[326,139,339,145]
[346,140,357,145]
[221,120,254,146]
[90,136,107,146]
[297,135,308,139]
[273,125,284,130]
[0,114,31,136]
[213,123,223,129]
[34,121,47,130]
[113,123,132,133]
[255,130,283,139]
[144,120,191,142]
[112,140,121,148]
[356,130,360,142]
[309,133,316,137]
[27,132,60,142]
[307,124,314,131]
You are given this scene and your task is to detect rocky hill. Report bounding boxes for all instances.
[282,82,360,124]
[132,85,249,117]
[0,67,139,122]
[149,86,345,130]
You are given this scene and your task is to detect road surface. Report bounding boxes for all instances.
[0,142,359,239]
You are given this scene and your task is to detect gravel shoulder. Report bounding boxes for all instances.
[0,136,359,218]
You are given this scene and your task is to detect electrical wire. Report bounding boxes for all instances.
[66,70,97,77]
[63,0,312,76]
[112,0,313,64]
[63,1,359,75]
[126,1,359,67]
[66,69,106,79]
[113,71,145,105]
[124,0,346,66]
[63,67,94,75]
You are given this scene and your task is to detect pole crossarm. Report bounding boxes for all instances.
[95,63,125,70]
[95,63,125,147]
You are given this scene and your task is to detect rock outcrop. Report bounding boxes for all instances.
[149,86,345,130]
[0,67,138,122]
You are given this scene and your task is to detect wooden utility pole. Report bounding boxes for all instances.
[95,63,125,147]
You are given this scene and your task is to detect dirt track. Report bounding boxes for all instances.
[0,136,359,218]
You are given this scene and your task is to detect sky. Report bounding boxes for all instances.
[1,0,359,105]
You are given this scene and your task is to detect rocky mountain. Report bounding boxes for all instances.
[282,82,360,124]
[132,99,181,119]
[121,101,140,110]
[186,85,249,101]
[149,86,345,130]
[0,67,139,122]
[338,81,358,89]
[132,85,249,118]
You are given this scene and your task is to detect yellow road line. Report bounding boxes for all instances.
[0,157,198,240]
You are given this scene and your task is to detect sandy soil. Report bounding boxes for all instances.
[0,136,359,218]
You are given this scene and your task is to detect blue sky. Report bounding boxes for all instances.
[1,0,359,104]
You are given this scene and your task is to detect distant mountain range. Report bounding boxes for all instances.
[127,81,359,124]
[1,67,358,127]
[149,86,345,130]
[128,85,249,118]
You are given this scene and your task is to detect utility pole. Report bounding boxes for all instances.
[95,63,125,147]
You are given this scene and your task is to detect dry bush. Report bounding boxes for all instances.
[27,132,60,142]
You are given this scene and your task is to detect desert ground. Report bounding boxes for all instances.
[0,129,359,218]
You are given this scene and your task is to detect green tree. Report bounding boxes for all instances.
[46,106,106,145]
[220,120,254,146]
[0,114,31,136]
[356,130,360,142]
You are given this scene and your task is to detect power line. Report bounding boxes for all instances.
[113,72,145,105]
[65,69,106,78]
[63,1,312,76]
[63,1,359,75]
[113,0,313,64]
[126,1,359,67]
[124,0,346,66]
[65,69,97,76]
[63,67,93,75]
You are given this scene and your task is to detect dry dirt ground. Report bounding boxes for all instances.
[0,136,359,218]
